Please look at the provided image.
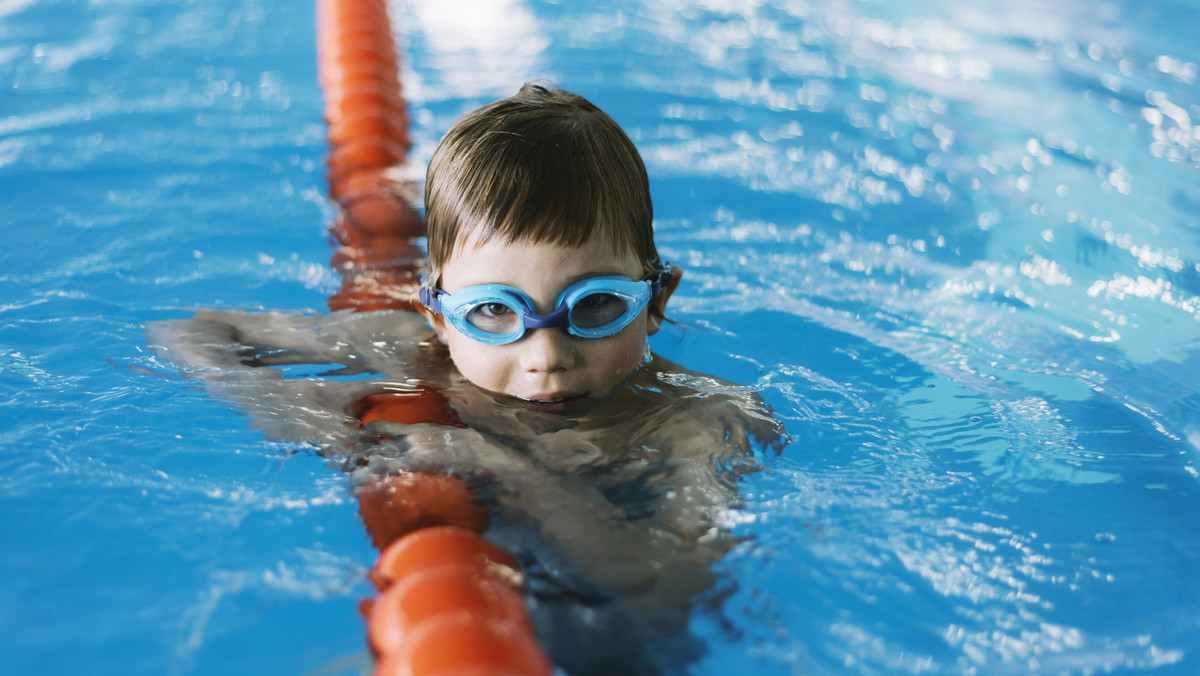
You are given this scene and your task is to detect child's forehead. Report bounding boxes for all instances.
[448,231,636,263]
[440,234,642,286]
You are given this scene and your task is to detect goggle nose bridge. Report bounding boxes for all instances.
[520,303,572,330]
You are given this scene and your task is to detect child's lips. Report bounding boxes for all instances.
[518,392,587,413]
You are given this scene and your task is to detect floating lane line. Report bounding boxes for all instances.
[316,2,553,673]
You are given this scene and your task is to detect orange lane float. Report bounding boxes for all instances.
[358,388,467,428]
[350,403,552,676]
[365,527,551,676]
[356,471,488,551]
[367,562,531,652]
[317,0,423,313]
[374,614,552,676]
[371,525,522,587]
[316,1,553,673]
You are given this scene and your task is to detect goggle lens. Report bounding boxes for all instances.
[465,302,522,335]
[421,266,673,345]
[567,291,628,330]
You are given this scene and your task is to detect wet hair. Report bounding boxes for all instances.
[424,82,660,285]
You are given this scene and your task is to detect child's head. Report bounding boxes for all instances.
[419,83,681,412]
[424,82,662,286]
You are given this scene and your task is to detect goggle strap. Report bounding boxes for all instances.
[418,284,441,313]
[646,265,674,299]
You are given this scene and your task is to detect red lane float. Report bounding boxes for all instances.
[359,389,467,428]
[316,1,552,673]
[375,614,551,676]
[349,400,550,675]
[367,563,532,654]
[354,505,552,676]
[317,0,423,312]
[371,525,523,588]
[364,526,550,676]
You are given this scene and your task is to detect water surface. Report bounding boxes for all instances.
[2,0,1199,673]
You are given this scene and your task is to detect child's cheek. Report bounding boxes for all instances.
[445,336,499,388]
[597,330,648,388]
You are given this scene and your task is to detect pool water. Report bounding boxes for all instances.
[3,0,1200,673]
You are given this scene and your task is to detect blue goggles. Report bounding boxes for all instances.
[420,265,673,345]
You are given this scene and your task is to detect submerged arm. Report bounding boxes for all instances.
[144,309,429,453]
[355,421,707,599]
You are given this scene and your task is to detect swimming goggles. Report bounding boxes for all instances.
[420,265,674,345]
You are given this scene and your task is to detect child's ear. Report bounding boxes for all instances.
[646,265,682,336]
[415,298,451,345]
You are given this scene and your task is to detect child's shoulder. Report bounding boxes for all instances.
[644,355,778,417]
[607,355,788,458]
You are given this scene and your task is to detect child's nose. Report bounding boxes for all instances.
[518,327,576,373]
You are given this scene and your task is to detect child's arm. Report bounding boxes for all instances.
[355,421,677,595]
[144,309,430,454]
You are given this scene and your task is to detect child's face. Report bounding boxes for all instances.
[424,236,672,413]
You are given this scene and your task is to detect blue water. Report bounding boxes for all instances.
[4,0,1200,674]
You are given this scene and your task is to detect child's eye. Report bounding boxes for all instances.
[569,293,627,329]
[477,302,512,318]
[465,302,520,333]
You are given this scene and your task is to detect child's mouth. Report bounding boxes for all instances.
[515,393,587,413]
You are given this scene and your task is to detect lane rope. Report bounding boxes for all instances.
[315,1,553,673]
[318,0,424,312]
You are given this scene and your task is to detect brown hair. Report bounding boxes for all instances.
[423,83,660,285]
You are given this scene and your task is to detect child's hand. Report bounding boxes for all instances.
[356,421,530,477]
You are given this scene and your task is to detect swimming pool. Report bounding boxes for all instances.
[3,0,1199,673]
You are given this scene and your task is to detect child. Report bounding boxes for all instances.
[148,83,785,674]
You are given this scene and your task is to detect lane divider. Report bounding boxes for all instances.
[317,0,424,312]
[314,1,554,673]
[367,527,549,676]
